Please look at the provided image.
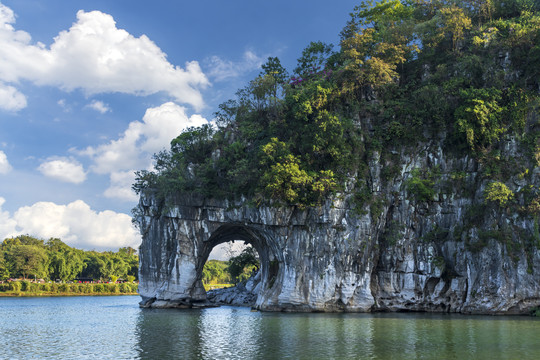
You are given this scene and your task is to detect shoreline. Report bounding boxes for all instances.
[0,292,139,297]
[0,292,139,298]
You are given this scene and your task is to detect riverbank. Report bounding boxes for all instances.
[0,281,138,297]
[0,291,138,297]
[203,283,234,291]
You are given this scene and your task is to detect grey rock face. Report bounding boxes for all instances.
[135,141,540,314]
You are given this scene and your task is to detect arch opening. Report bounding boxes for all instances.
[204,241,258,288]
[195,224,280,307]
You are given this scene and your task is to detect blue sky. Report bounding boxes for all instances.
[0,0,359,251]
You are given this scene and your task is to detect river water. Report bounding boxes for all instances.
[0,296,538,359]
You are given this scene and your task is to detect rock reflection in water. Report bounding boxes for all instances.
[135,308,204,359]
[134,306,540,360]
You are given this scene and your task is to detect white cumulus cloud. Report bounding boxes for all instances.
[0,197,140,250]
[0,197,17,238]
[206,50,264,81]
[38,157,86,184]
[0,150,12,174]
[79,101,208,200]
[104,171,138,202]
[0,4,209,110]
[86,100,110,114]
[0,81,27,111]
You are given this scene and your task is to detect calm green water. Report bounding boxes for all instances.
[0,296,538,359]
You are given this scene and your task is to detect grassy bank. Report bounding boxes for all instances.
[203,283,234,291]
[0,292,138,297]
[0,281,138,297]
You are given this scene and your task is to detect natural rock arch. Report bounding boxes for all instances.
[136,183,540,313]
[197,224,280,303]
[135,192,377,311]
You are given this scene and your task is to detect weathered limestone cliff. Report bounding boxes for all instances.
[135,138,540,314]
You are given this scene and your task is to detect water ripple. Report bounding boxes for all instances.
[1,297,539,359]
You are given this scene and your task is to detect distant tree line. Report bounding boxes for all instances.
[203,246,259,285]
[0,279,138,295]
[0,235,138,282]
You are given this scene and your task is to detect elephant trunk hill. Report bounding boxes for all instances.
[135,139,540,314]
[133,1,540,314]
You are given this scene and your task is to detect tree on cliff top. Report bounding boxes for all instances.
[133,0,540,211]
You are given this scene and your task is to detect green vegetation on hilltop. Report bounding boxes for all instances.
[0,235,138,282]
[133,0,540,216]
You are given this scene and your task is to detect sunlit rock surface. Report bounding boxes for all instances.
[135,141,540,314]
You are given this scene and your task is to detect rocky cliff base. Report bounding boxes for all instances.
[206,272,261,307]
